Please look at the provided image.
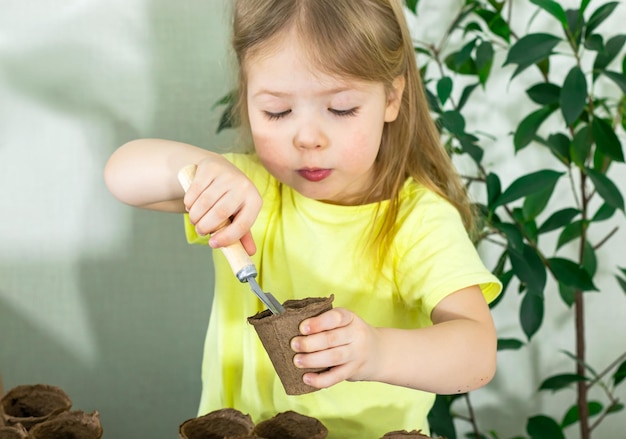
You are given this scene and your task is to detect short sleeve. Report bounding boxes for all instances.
[395,189,501,317]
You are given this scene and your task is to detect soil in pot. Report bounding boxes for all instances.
[28,410,102,439]
[252,410,328,439]
[179,408,255,439]
[0,384,71,430]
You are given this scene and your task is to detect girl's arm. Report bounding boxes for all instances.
[291,285,497,394]
[104,138,215,212]
[104,138,262,251]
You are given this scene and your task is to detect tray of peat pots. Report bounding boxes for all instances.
[0,382,103,438]
[179,408,328,439]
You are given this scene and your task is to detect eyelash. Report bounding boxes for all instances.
[264,108,359,120]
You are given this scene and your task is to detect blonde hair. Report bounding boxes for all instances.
[231,0,474,262]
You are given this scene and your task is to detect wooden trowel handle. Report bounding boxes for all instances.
[177,164,257,282]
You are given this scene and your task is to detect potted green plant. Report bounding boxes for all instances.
[402,1,625,438]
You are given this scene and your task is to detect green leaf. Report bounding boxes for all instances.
[476,41,495,85]
[427,394,458,439]
[520,292,544,340]
[425,87,442,113]
[580,0,592,14]
[216,103,238,133]
[459,134,484,163]
[602,70,626,94]
[526,82,561,105]
[495,222,524,252]
[446,54,478,75]
[592,117,624,162]
[614,359,626,387]
[406,0,419,13]
[558,283,576,307]
[548,257,598,291]
[591,203,616,222]
[582,240,597,278]
[546,133,571,164]
[584,33,604,51]
[557,219,585,249]
[561,401,603,428]
[593,34,626,77]
[530,0,568,25]
[458,83,480,111]
[514,106,556,151]
[538,208,580,234]
[523,186,554,220]
[527,415,565,439]
[504,33,561,76]
[455,38,478,68]
[539,373,587,392]
[440,110,466,136]
[464,21,483,36]
[561,66,588,126]
[617,275,626,295]
[607,403,625,414]
[585,2,619,38]
[475,8,511,42]
[437,76,453,105]
[585,167,625,211]
[497,338,525,351]
[494,170,563,207]
[509,245,547,297]
[566,9,583,48]
[570,125,592,167]
[211,90,236,109]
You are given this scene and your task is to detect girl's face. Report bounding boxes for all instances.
[245,34,404,205]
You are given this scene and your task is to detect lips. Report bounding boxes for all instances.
[297,168,332,182]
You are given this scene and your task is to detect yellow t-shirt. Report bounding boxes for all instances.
[184,153,501,438]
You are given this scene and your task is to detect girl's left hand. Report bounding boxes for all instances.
[290,308,381,389]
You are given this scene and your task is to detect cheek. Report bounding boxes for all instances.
[339,124,383,164]
[251,131,286,173]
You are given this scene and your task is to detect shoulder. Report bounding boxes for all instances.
[396,178,463,229]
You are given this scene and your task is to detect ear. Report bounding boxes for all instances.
[384,75,405,122]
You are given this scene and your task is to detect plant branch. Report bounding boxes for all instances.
[594,226,619,251]
[586,351,626,389]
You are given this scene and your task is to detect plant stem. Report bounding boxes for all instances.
[463,392,482,438]
[576,169,590,439]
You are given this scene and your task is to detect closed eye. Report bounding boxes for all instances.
[329,107,359,117]
[264,110,291,120]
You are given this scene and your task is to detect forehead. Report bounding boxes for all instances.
[244,31,374,95]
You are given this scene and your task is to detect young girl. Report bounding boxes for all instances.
[105,0,501,436]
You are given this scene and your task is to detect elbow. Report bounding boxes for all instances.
[468,342,498,391]
[103,153,126,204]
[103,142,137,206]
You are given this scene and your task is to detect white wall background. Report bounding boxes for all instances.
[0,1,624,438]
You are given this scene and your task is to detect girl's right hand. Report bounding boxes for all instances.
[182,155,262,255]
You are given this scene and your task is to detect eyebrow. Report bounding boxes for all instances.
[251,87,355,99]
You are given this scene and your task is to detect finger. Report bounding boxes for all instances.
[302,364,353,389]
[191,197,235,237]
[239,232,257,256]
[291,326,350,353]
[293,343,350,370]
[299,308,353,335]
[206,204,257,248]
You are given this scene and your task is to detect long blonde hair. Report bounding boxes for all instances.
[231,0,473,262]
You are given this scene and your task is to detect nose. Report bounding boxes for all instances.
[293,118,328,150]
